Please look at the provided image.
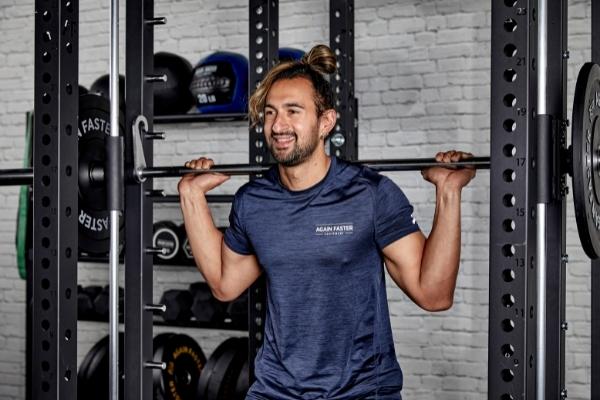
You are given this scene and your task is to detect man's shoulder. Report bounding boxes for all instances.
[336,157,386,188]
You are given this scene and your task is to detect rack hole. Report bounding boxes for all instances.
[42,155,51,166]
[42,196,50,207]
[502,194,516,207]
[504,69,517,82]
[65,288,71,299]
[65,83,72,95]
[41,258,50,269]
[64,369,72,381]
[42,134,51,145]
[65,248,72,258]
[42,381,50,392]
[504,44,517,57]
[41,176,50,187]
[42,114,51,125]
[501,344,515,358]
[503,144,516,157]
[42,73,51,83]
[65,166,71,176]
[505,0,517,6]
[65,206,71,217]
[502,269,516,282]
[65,42,72,53]
[42,93,51,104]
[501,319,515,332]
[503,94,517,107]
[42,10,51,21]
[502,294,515,308]
[42,340,50,351]
[503,119,516,132]
[41,237,50,248]
[42,51,51,63]
[65,125,72,136]
[65,329,72,341]
[503,219,516,232]
[41,319,50,331]
[504,18,517,32]
[501,395,514,400]
[503,169,516,182]
[501,369,515,382]
[502,244,516,257]
[41,279,50,289]
[42,217,50,227]
[41,299,50,310]
[42,361,50,371]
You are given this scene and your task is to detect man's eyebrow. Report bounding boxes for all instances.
[265,102,305,109]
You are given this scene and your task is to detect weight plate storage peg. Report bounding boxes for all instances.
[153,333,207,400]
[78,94,125,255]
[572,62,600,259]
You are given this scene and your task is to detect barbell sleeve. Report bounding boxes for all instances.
[0,168,34,185]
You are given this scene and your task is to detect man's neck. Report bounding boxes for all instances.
[278,151,331,192]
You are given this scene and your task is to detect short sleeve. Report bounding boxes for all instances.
[223,191,254,255]
[374,176,420,249]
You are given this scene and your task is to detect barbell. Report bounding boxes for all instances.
[9,62,600,258]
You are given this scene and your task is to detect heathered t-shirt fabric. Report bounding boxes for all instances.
[224,156,420,400]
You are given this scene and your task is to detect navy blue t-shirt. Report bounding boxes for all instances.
[224,156,420,400]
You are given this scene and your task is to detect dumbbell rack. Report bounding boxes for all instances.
[29,1,580,400]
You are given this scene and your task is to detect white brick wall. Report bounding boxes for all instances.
[0,0,595,398]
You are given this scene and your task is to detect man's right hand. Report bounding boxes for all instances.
[177,157,230,196]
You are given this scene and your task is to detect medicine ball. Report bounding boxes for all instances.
[278,47,304,62]
[190,52,249,114]
[90,74,125,108]
[154,52,195,115]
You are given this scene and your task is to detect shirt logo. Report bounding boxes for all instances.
[315,223,354,236]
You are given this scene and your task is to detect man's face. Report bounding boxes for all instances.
[263,77,322,166]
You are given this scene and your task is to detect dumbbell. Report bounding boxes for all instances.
[225,292,248,327]
[93,285,124,320]
[189,282,226,323]
[152,221,181,264]
[160,289,193,323]
[78,285,103,320]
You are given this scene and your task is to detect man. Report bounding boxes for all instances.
[178,44,476,399]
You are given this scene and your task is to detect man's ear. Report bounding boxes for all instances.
[319,108,337,138]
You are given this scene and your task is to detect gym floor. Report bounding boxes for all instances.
[0,0,593,399]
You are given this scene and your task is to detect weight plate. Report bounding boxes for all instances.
[197,337,232,399]
[78,94,125,255]
[78,332,124,400]
[153,221,181,261]
[572,62,600,259]
[233,357,249,400]
[153,333,207,400]
[207,337,248,400]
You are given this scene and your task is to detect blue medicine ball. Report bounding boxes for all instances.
[278,47,305,62]
[190,52,249,114]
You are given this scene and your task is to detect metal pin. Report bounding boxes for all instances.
[145,189,165,197]
[561,322,568,331]
[145,74,167,83]
[145,246,168,255]
[145,17,167,25]
[144,304,166,313]
[144,131,165,140]
[144,361,166,370]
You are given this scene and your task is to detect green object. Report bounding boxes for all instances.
[16,112,33,279]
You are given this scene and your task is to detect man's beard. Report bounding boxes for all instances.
[268,131,320,167]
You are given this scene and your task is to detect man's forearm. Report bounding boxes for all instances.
[419,188,462,308]
[180,193,224,290]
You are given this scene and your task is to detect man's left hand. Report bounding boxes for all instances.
[421,150,476,191]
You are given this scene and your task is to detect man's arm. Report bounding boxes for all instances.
[178,157,262,302]
[382,150,475,312]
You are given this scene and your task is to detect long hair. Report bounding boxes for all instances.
[248,44,337,127]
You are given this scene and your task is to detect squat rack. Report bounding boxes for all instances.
[27,0,596,399]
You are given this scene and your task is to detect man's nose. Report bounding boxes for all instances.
[272,114,289,133]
